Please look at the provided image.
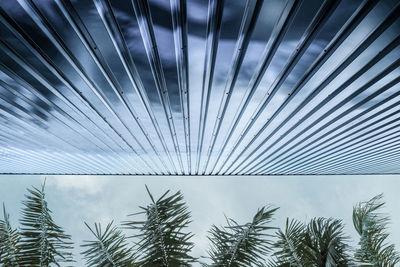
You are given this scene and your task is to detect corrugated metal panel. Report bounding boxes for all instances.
[0,0,399,175]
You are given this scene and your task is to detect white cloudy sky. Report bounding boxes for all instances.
[0,174,399,266]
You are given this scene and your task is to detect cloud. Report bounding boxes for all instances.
[43,175,109,195]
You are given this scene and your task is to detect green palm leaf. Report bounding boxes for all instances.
[0,204,21,266]
[270,218,352,267]
[303,218,352,266]
[206,206,278,266]
[269,218,306,267]
[123,185,196,266]
[19,183,73,266]
[82,221,135,266]
[353,194,400,266]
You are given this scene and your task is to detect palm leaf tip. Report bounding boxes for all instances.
[206,205,278,267]
[124,187,196,266]
[353,193,400,266]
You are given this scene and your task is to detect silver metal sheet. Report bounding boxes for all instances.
[0,0,399,175]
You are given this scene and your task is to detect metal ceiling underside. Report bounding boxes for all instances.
[0,0,400,175]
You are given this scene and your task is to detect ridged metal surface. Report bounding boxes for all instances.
[0,0,400,175]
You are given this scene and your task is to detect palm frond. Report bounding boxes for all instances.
[206,206,278,266]
[123,185,196,266]
[269,218,352,267]
[269,218,306,267]
[0,204,21,266]
[82,221,135,266]
[19,183,73,266]
[303,218,352,266]
[353,194,400,266]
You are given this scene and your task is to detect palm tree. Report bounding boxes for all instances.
[82,221,135,266]
[83,186,196,266]
[353,194,400,266]
[0,204,21,266]
[2,182,400,267]
[269,217,352,266]
[0,182,73,266]
[123,185,196,266]
[20,183,74,266]
[268,219,307,266]
[205,206,279,266]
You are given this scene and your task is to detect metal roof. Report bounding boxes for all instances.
[0,0,399,175]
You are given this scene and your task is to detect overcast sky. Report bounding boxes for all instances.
[0,174,399,265]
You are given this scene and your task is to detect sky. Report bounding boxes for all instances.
[0,174,399,266]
